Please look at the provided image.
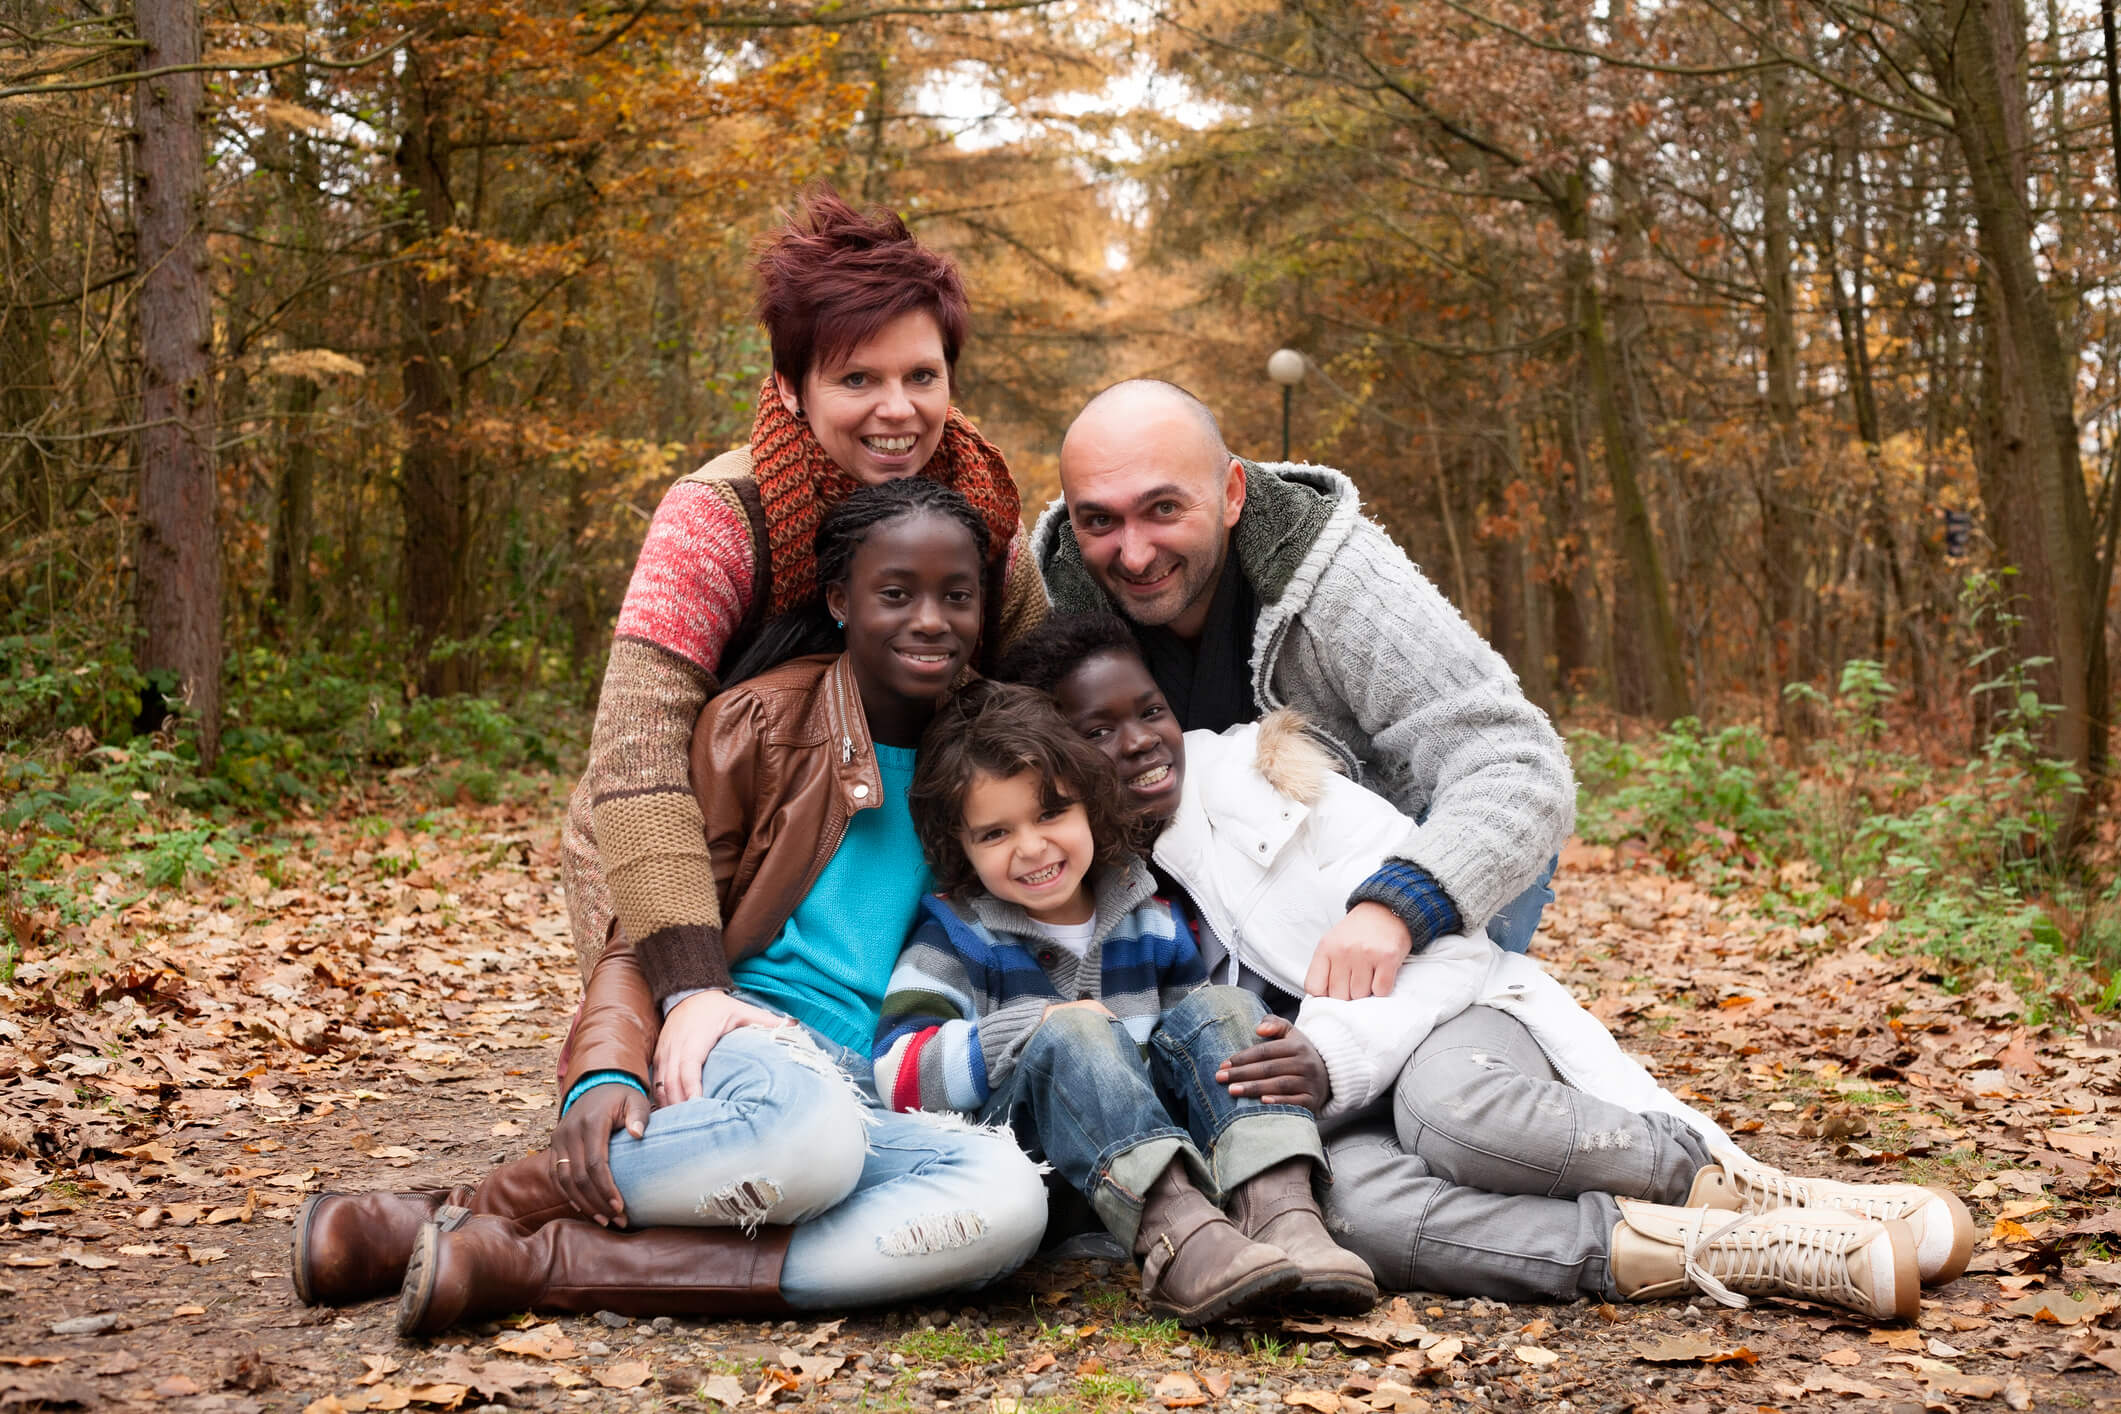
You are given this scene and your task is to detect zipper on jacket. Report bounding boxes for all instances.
[1154,852,1255,991]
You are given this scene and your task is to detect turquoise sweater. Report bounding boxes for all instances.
[731,741,930,1053]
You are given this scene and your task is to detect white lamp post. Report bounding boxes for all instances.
[1266,348,1306,461]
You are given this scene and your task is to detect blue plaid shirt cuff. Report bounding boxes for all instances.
[1347,860,1461,954]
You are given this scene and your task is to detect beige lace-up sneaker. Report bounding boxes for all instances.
[1611,1198,1920,1321]
[1687,1148,1974,1284]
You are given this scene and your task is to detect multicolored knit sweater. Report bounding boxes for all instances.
[560,412,1046,983]
[871,859,1201,1114]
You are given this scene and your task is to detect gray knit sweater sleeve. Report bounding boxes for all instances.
[1282,518,1575,929]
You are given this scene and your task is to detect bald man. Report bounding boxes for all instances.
[1034,380,1572,975]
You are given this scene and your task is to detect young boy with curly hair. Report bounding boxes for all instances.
[873,680,1376,1325]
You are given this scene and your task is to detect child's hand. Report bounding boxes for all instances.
[653,990,789,1104]
[1304,902,1412,1000]
[1216,1017,1331,1110]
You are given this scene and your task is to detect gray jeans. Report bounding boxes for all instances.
[1322,1004,1716,1302]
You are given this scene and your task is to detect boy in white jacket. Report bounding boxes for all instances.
[996,615,1973,1322]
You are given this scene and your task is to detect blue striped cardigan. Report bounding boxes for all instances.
[872,858,1203,1114]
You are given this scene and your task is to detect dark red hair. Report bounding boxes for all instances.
[754,186,970,389]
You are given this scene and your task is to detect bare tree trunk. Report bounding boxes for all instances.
[1922,0,2107,801]
[649,224,695,452]
[1559,170,1691,722]
[268,377,318,628]
[561,277,601,687]
[1550,405,1595,701]
[133,0,222,762]
[1,135,61,539]
[396,45,476,696]
[1756,48,1812,730]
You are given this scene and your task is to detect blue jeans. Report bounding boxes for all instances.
[605,1020,1047,1309]
[1486,854,1558,954]
[979,985,1324,1249]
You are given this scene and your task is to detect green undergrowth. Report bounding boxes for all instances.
[1,588,588,966]
[1572,576,2116,1017]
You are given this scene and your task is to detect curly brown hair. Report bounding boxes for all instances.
[911,680,1145,898]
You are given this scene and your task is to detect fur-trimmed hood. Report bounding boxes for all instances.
[1249,707,1339,806]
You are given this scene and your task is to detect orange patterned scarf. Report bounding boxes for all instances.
[748,377,1022,616]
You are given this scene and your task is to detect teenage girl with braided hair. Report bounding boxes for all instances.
[295,481,1047,1333]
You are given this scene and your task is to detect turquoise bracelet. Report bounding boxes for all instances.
[562,1070,648,1116]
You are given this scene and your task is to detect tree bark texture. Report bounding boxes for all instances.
[1756,48,1814,728]
[395,46,477,697]
[1559,173,1693,723]
[1923,0,2108,793]
[133,0,223,763]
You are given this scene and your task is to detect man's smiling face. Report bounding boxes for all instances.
[1059,386,1245,641]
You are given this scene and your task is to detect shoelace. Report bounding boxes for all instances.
[1679,1211,1864,1310]
[1726,1156,1912,1221]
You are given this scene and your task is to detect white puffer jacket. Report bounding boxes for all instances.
[1154,713,1728,1150]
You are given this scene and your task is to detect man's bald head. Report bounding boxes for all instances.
[1064,379,1232,473]
[1057,379,1247,638]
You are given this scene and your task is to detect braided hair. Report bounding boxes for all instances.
[721,478,993,688]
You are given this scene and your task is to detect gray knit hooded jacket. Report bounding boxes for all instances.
[1032,461,1575,932]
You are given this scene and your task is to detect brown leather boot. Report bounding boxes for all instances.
[1131,1163,1300,1326]
[1229,1159,1378,1312]
[294,1188,469,1306]
[397,1210,795,1337]
[293,1149,577,1306]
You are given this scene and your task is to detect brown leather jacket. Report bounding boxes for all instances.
[560,653,883,1093]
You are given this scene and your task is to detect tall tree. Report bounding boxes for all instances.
[132,0,222,761]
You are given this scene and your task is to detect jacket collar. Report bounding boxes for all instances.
[1032,460,1354,616]
[1152,725,1310,876]
[798,652,884,815]
[961,855,1160,948]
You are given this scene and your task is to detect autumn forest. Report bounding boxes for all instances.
[8,0,2121,988]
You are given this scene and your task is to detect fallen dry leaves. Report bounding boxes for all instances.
[0,803,2112,1410]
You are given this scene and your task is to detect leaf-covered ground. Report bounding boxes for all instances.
[3,798,2119,1413]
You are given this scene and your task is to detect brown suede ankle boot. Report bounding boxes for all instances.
[397,1210,795,1338]
[1131,1164,1300,1326]
[1229,1158,1378,1312]
[293,1149,579,1307]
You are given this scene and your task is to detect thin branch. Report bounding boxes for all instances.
[1433,0,1783,79]
[651,0,1062,29]
[0,31,414,100]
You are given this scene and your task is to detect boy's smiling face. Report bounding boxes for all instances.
[957,768,1097,926]
[1050,650,1187,825]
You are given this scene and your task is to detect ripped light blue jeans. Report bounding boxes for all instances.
[603,1015,1047,1309]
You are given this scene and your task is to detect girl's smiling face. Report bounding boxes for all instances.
[1050,650,1186,824]
[957,767,1097,925]
[778,309,951,486]
[827,510,984,745]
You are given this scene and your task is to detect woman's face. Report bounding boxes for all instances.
[778,309,951,486]
[826,510,984,715]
